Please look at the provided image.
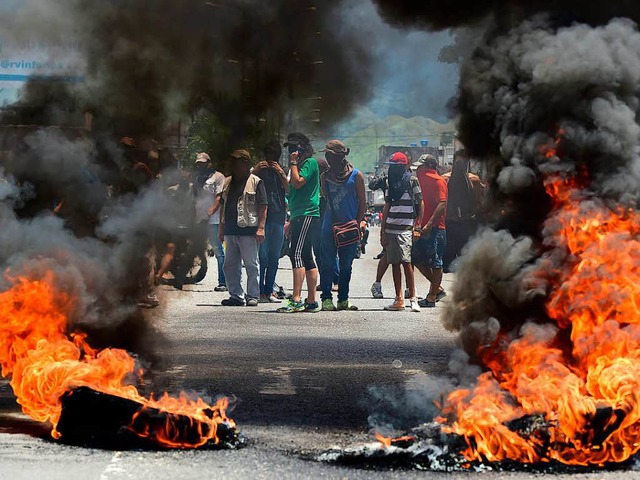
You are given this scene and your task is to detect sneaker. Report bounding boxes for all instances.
[277,299,305,313]
[371,282,383,299]
[222,297,245,306]
[304,300,321,313]
[215,285,228,292]
[268,294,282,303]
[410,298,421,312]
[337,300,358,311]
[322,299,337,311]
[384,299,405,311]
[246,298,259,307]
[275,286,287,299]
[436,290,447,302]
[138,293,160,309]
[418,298,436,308]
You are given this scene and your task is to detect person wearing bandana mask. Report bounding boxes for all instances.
[277,133,322,313]
[319,140,367,311]
[381,152,424,312]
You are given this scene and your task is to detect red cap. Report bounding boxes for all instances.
[385,152,408,165]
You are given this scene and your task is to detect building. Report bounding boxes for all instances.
[375,144,441,173]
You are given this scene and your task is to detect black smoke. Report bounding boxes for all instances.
[360,3,640,450]
[0,0,374,364]
[373,1,640,30]
[369,0,640,348]
[3,0,371,140]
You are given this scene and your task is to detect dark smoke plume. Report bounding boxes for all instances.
[369,0,640,353]
[2,0,371,139]
[0,0,373,364]
[373,1,640,30]
[444,16,640,360]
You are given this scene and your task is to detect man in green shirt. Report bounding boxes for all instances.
[277,132,321,313]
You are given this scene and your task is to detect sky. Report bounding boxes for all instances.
[339,0,461,123]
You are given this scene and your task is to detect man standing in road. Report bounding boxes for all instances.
[412,154,448,308]
[218,149,267,307]
[200,153,227,292]
[253,141,288,304]
[319,140,366,311]
[441,149,485,272]
[277,133,321,313]
[381,152,423,313]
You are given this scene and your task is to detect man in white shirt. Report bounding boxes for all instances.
[198,153,227,292]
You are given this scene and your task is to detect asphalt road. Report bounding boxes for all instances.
[2,227,640,479]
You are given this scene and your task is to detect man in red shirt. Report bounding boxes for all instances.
[412,154,447,308]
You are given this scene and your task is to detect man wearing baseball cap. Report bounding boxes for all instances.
[198,152,228,292]
[413,154,447,308]
[218,149,268,307]
[381,152,424,312]
[318,140,367,311]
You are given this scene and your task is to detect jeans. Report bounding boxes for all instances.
[223,235,260,301]
[314,228,339,284]
[259,221,284,296]
[320,229,358,302]
[208,223,226,286]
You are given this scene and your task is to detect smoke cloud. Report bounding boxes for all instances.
[368,1,640,382]
[1,0,372,138]
[0,0,379,365]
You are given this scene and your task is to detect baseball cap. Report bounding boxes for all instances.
[418,153,438,168]
[230,149,252,163]
[413,154,438,169]
[283,132,311,147]
[195,152,211,164]
[321,139,350,156]
[384,152,408,165]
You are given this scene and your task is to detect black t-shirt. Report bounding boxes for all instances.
[223,176,268,236]
[257,167,286,224]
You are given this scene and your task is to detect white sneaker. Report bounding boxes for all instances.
[268,294,282,304]
[371,282,383,299]
[410,298,421,312]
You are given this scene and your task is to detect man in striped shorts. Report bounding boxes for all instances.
[380,152,424,312]
[277,133,322,313]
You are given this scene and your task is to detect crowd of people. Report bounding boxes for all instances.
[181,133,485,313]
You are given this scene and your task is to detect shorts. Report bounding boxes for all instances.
[386,231,413,265]
[290,215,320,270]
[412,228,446,269]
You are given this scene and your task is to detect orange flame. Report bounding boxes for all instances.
[376,433,392,448]
[438,171,640,465]
[0,273,233,448]
[375,433,416,448]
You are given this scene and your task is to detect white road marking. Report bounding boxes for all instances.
[100,451,132,480]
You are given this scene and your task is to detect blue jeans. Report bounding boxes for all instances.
[314,229,339,284]
[320,229,358,302]
[259,221,284,296]
[208,223,226,286]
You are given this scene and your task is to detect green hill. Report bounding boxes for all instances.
[319,110,455,173]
